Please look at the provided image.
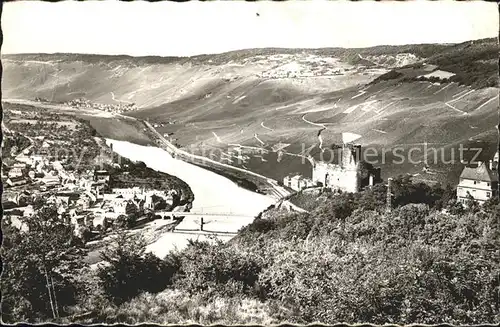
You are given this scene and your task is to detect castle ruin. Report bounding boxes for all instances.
[312,143,381,193]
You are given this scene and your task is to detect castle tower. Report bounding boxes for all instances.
[341,144,361,168]
[386,178,393,213]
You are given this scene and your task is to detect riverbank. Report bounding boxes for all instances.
[105,139,275,257]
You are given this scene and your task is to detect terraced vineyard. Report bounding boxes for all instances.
[3,38,498,185]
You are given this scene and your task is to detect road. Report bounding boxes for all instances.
[254,133,265,145]
[212,131,223,143]
[444,102,467,115]
[302,113,326,128]
[143,120,290,200]
[475,95,498,112]
[261,121,274,131]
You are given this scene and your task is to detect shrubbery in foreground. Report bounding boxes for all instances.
[3,181,499,324]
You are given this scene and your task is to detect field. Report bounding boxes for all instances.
[82,116,153,146]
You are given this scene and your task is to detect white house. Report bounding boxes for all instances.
[112,187,144,199]
[110,197,137,216]
[23,205,35,217]
[13,162,27,169]
[8,167,24,178]
[6,176,28,187]
[283,174,315,192]
[456,159,498,205]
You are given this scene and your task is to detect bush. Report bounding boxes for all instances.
[97,231,178,304]
[173,240,263,298]
[251,208,499,324]
[85,289,285,325]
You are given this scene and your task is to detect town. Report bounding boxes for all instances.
[2,102,194,246]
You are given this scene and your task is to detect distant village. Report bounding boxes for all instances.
[58,97,137,113]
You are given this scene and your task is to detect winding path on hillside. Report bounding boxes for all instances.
[212,131,223,143]
[302,113,326,128]
[443,89,498,116]
[475,95,498,112]
[260,121,274,131]
[443,88,475,115]
[254,133,265,145]
[351,90,367,99]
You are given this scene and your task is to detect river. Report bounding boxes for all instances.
[105,139,275,257]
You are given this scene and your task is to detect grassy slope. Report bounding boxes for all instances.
[82,116,153,146]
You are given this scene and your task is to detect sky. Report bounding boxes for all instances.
[2,0,498,57]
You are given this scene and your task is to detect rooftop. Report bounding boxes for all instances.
[8,176,27,182]
[94,171,110,177]
[460,162,498,182]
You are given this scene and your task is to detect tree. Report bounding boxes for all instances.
[356,183,387,211]
[97,230,177,305]
[80,226,93,244]
[115,213,136,229]
[465,193,480,213]
[1,204,86,322]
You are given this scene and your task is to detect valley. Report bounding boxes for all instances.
[2,1,499,324]
[3,38,498,187]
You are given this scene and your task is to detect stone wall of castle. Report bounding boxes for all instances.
[312,161,360,193]
[312,144,382,193]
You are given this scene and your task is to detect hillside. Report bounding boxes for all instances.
[3,38,498,185]
[6,181,498,325]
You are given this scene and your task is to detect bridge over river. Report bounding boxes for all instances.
[155,211,255,219]
[155,208,257,234]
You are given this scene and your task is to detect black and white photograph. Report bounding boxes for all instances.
[1,0,499,324]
